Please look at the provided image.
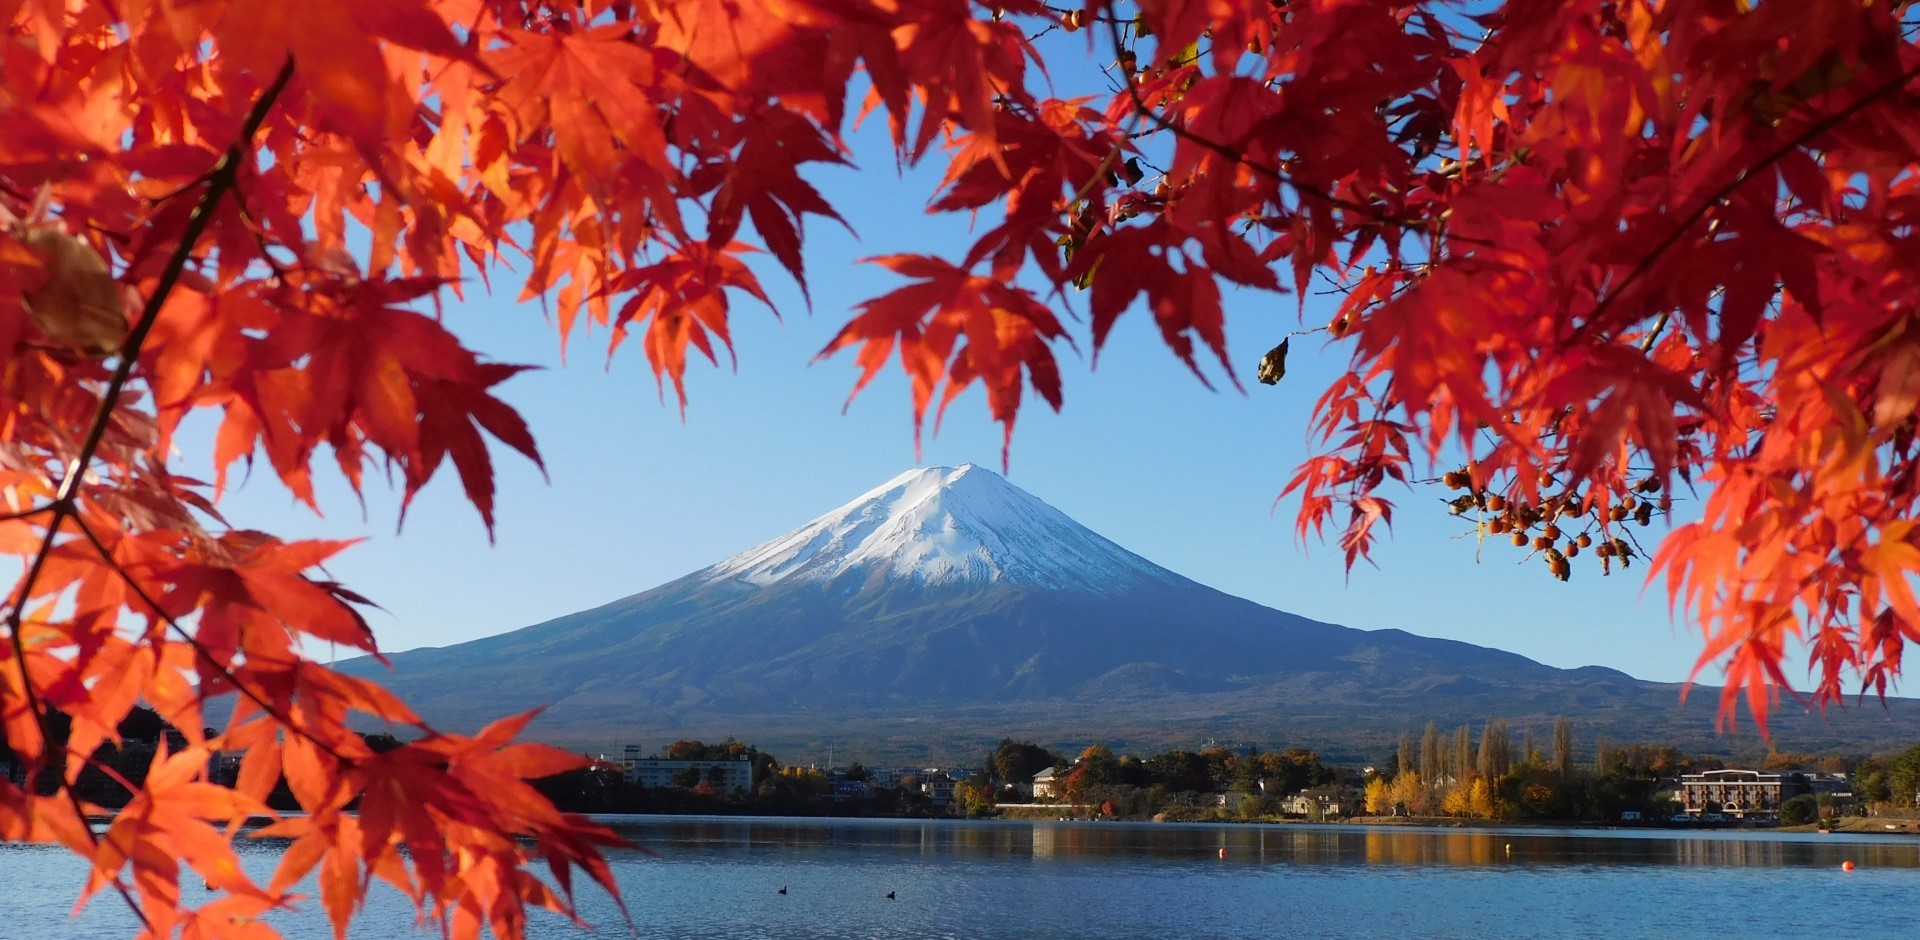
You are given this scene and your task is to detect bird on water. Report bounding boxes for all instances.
[777,886,787,895]
[885,891,896,900]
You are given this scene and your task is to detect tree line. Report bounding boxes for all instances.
[21,717,1920,825]
[1359,717,1920,823]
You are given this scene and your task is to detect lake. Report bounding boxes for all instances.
[8,817,1918,939]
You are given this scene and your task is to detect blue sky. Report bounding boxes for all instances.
[168,128,1808,695]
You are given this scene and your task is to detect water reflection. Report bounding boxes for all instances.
[1363,829,1499,866]
[1031,825,1053,858]
[618,816,1920,870]
[6,817,1918,940]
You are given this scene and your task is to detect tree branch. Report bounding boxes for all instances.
[1600,61,1920,338]
[1,55,294,928]
[67,514,350,763]
[1100,16,1479,245]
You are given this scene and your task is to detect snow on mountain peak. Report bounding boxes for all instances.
[708,464,1182,593]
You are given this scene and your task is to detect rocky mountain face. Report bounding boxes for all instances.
[339,465,1918,760]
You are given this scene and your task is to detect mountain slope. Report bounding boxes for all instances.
[340,465,1920,758]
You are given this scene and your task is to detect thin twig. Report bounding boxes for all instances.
[5,540,152,931]
[1100,16,1483,245]
[68,515,350,763]
[228,189,294,281]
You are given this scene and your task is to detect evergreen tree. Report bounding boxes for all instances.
[1889,741,1920,807]
[986,739,1060,787]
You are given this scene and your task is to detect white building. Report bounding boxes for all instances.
[1679,769,1819,818]
[1031,767,1062,800]
[921,774,957,806]
[620,745,753,792]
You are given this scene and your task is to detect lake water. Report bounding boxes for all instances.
[7,817,1918,939]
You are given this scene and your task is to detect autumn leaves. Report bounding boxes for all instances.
[5,1,1920,937]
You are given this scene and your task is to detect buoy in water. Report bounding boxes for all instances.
[1218,848,1228,859]
[1842,860,1855,872]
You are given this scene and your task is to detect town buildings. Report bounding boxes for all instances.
[619,745,753,793]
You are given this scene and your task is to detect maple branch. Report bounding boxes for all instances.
[1,506,156,934]
[1099,16,1477,246]
[98,56,296,462]
[7,47,292,692]
[1598,60,1920,338]
[0,55,293,932]
[0,587,154,933]
[66,514,350,764]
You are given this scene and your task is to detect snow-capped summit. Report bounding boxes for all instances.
[706,464,1181,594]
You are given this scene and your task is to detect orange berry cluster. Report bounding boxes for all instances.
[1442,471,1670,581]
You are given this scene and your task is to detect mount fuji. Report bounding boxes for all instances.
[341,465,1918,758]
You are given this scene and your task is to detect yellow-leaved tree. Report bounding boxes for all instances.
[1363,776,1390,815]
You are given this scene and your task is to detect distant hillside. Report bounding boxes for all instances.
[339,465,1920,762]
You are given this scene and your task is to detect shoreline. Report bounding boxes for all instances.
[992,805,1920,835]
[78,808,1920,840]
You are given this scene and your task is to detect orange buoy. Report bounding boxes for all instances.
[1218,848,1228,859]
[1842,860,1855,872]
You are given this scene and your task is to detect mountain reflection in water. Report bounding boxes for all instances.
[638,816,1920,869]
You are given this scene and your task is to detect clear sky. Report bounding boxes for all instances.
[167,43,1857,699]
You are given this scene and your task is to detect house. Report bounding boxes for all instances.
[1031,767,1062,801]
[921,774,957,806]
[1282,786,1361,818]
[1212,792,1254,811]
[1804,772,1857,815]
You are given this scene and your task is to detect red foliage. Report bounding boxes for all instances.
[5,1,1920,936]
